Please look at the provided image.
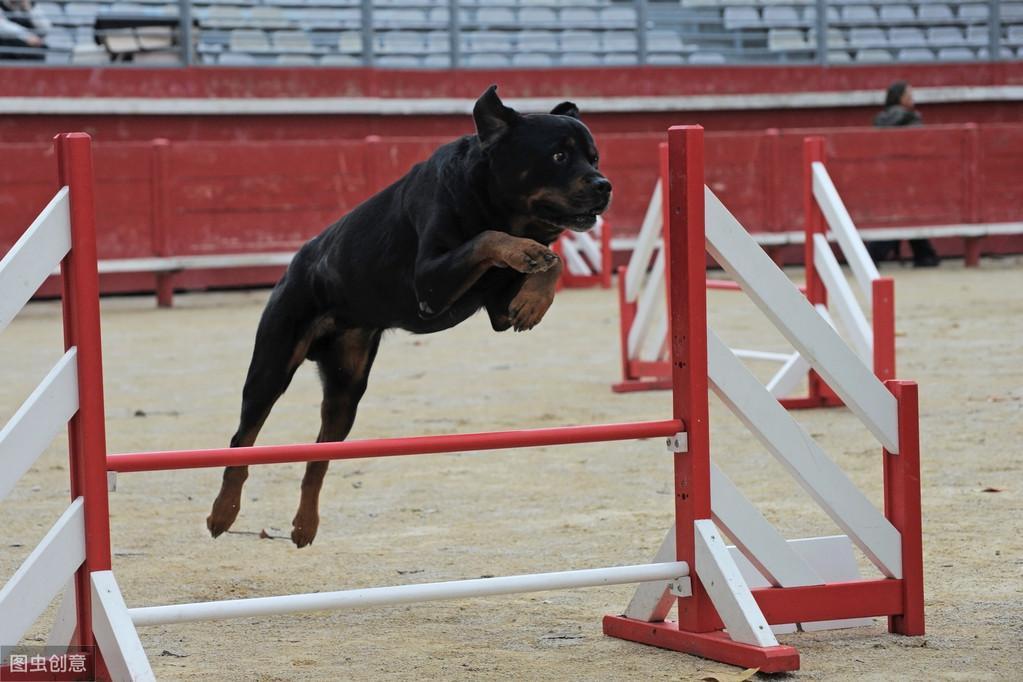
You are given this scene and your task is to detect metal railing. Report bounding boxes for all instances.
[0,0,1017,67]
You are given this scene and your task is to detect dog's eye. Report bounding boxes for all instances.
[553,151,568,164]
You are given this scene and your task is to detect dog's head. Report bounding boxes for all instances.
[473,85,611,233]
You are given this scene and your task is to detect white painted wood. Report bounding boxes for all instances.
[47,579,78,648]
[560,237,590,276]
[0,498,86,645]
[643,305,670,364]
[765,352,810,398]
[813,234,873,364]
[96,251,295,274]
[624,525,680,622]
[726,535,873,633]
[574,221,604,269]
[694,519,778,647]
[624,180,663,303]
[731,349,793,363]
[707,329,903,578]
[628,248,666,360]
[92,571,155,682]
[129,562,690,626]
[0,187,71,334]
[711,464,824,588]
[704,187,900,454]
[812,162,879,299]
[0,349,79,502]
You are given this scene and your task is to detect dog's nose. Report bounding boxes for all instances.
[589,176,612,196]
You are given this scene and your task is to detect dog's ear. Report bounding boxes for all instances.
[474,85,519,150]
[550,101,580,119]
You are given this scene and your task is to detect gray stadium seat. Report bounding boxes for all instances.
[518,7,556,26]
[35,2,63,20]
[516,31,558,52]
[849,27,887,48]
[64,3,101,26]
[937,46,975,60]
[647,29,684,52]
[828,50,853,63]
[762,6,801,26]
[463,31,513,52]
[338,31,361,52]
[422,53,450,67]
[561,52,601,65]
[965,25,989,45]
[206,6,245,28]
[918,4,955,22]
[927,26,965,45]
[512,52,553,66]
[768,28,808,50]
[274,30,312,52]
[689,51,727,64]
[376,54,420,67]
[427,7,449,24]
[809,27,849,48]
[378,31,425,54]
[648,53,687,64]
[841,5,878,23]
[802,6,840,23]
[560,8,600,26]
[897,47,935,61]
[465,52,510,67]
[958,3,989,21]
[603,31,637,52]
[424,31,449,53]
[276,53,315,65]
[603,53,638,65]
[561,30,598,52]
[219,52,257,64]
[475,7,514,26]
[1008,26,1023,46]
[45,28,74,50]
[723,7,760,29]
[229,29,269,52]
[879,5,915,23]
[251,7,288,29]
[855,48,893,62]
[889,27,927,47]
[320,53,360,65]
[601,6,637,28]
[1003,4,1023,20]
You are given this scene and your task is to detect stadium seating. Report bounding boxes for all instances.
[5,0,1021,67]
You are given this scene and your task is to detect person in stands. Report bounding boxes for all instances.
[870,81,940,267]
[0,0,50,61]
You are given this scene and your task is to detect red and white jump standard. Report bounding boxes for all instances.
[0,129,923,680]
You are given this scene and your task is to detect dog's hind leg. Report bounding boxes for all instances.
[290,328,382,548]
[207,287,323,538]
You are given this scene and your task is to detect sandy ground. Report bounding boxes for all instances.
[2,257,1021,681]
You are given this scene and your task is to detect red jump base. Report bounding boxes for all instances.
[602,615,800,673]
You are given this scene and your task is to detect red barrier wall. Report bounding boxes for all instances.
[3,124,1021,297]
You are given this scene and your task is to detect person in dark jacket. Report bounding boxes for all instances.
[869,81,939,267]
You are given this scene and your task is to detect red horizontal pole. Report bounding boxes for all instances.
[753,578,904,625]
[107,419,684,473]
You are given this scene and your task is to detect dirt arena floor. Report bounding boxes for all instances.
[2,256,1021,681]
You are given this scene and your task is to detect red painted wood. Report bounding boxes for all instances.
[883,381,926,636]
[667,126,716,633]
[603,616,801,673]
[56,133,113,666]
[106,419,683,473]
[873,278,896,382]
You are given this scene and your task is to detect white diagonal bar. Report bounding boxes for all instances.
[732,349,794,363]
[705,187,899,453]
[765,352,810,398]
[560,236,590,276]
[624,180,663,303]
[130,562,690,627]
[47,579,79,648]
[0,349,79,502]
[0,498,86,645]
[0,187,71,334]
[623,525,686,621]
[575,222,603,269]
[707,328,903,578]
[812,162,879,301]
[92,571,156,682]
[711,464,824,587]
[813,234,873,364]
[694,519,777,647]
[629,248,666,360]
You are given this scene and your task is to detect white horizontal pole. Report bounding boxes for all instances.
[731,349,794,363]
[0,187,71,334]
[812,162,879,301]
[129,562,689,627]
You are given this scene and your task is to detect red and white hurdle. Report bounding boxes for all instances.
[555,216,613,288]
[613,136,896,405]
[2,129,922,679]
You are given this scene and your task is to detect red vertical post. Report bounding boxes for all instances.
[151,138,175,308]
[599,217,613,289]
[872,278,896,382]
[882,380,925,636]
[802,137,829,404]
[667,126,716,633]
[659,141,671,339]
[55,133,113,658]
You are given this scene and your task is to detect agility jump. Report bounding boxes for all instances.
[614,136,896,405]
[1,130,922,678]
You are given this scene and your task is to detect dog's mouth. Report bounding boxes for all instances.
[534,197,610,233]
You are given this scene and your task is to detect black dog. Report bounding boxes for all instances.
[206,85,612,547]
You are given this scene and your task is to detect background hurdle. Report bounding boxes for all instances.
[554,216,613,289]
[1,130,922,679]
[613,137,897,405]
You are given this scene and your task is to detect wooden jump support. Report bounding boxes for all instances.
[1,130,923,679]
[614,137,896,406]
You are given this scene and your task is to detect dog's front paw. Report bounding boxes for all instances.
[507,242,558,274]
[509,288,555,332]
